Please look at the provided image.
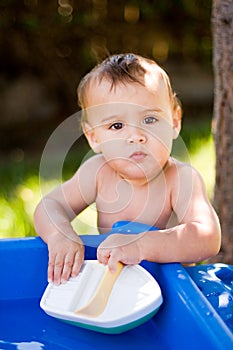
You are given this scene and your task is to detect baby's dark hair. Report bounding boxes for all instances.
[77,53,180,112]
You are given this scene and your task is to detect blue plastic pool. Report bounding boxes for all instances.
[0,223,232,349]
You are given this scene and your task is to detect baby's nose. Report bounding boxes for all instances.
[126,127,147,144]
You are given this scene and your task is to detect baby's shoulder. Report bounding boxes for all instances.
[167,157,198,174]
[80,154,115,177]
[166,158,201,184]
[82,154,105,167]
[167,158,205,197]
[74,154,111,191]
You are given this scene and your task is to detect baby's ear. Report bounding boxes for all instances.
[172,105,182,139]
[82,122,101,153]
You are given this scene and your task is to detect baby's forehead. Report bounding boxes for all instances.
[81,60,173,110]
[84,81,172,123]
[92,67,168,96]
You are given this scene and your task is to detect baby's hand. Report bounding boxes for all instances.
[97,233,142,272]
[47,231,84,284]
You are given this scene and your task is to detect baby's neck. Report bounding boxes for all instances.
[119,160,169,187]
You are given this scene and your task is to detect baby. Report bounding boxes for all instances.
[34,53,221,284]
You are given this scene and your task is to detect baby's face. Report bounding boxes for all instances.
[83,77,180,183]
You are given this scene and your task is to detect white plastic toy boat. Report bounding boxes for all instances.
[40,260,163,333]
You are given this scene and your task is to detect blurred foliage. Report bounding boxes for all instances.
[0,138,89,238]
[0,0,212,115]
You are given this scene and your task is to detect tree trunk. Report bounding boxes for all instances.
[212,0,233,263]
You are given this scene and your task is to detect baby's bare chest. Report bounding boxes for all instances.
[96,177,173,231]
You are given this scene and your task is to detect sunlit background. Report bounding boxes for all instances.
[0,0,215,238]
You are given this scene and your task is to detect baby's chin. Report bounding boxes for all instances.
[120,166,163,185]
[102,156,165,184]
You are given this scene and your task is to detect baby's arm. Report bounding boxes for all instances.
[34,158,98,284]
[97,166,221,271]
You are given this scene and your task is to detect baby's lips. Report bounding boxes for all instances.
[130,151,147,162]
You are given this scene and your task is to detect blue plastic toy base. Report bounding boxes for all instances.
[186,263,233,332]
[0,221,233,349]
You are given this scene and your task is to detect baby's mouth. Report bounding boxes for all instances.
[129,151,147,162]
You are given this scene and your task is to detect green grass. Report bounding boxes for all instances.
[0,119,215,238]
[179,117,215,198]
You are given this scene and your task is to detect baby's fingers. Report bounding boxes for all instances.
[107,252,120,273]
[48,252,64,285]
[71,250,84,278]
[97,247,122,273]
[97,246,110,265]
[60,252,75,284]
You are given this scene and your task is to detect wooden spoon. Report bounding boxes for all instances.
[75,262,124,318]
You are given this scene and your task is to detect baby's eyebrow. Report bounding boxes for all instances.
[141,108,163,114]
[100,115,120,124]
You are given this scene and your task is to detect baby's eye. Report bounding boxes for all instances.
[143,116,158,124]
[109,122,123,130]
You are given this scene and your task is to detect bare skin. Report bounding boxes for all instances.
[34,67,221,284]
